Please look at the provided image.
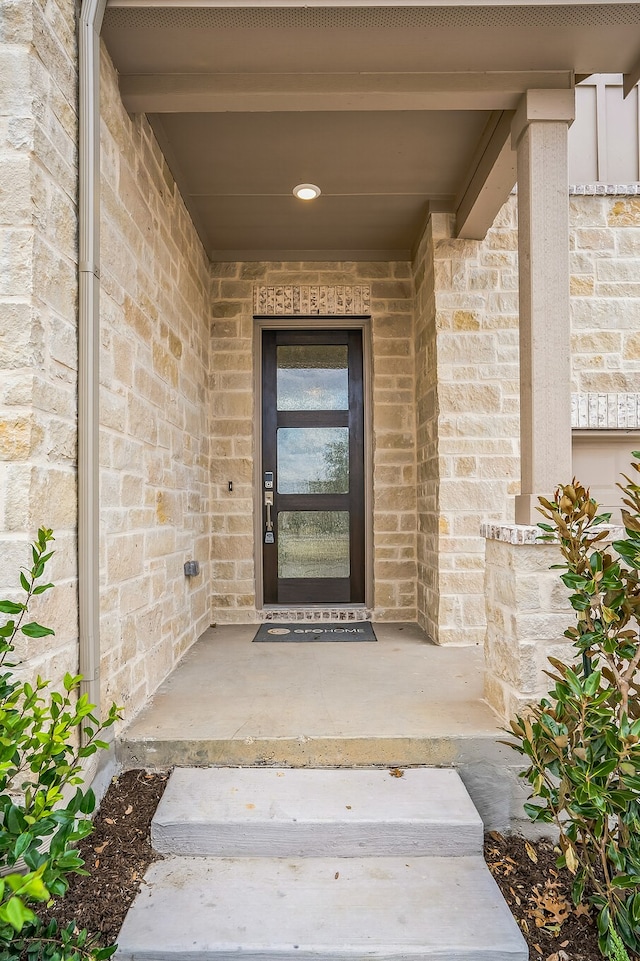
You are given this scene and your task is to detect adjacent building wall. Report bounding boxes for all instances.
[0,0,80,683]
[570,194,640,393]
[209,262,417,623]
[99,45,212,720]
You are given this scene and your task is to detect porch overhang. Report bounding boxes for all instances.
[102,0,640,260]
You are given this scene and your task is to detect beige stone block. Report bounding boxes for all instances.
[211,319,240,339]
[439,383,501,414]
[0,413,42,460]
[374,513,401,532]
[623,331,640,360]
[452,310,481,330]
[574,228,616,251]
[485,228,518,251]
[212,300,244,319]
[119,577,151,615]
[211,418,252,439]
[373,405,414,432]
[570,275,595,296]
[596,281,640,299]
[439,332,497,366]
[152,341,178,388]
[572,296,640,329]
[214,392,253,419]
[0,306,40,373]
[0,228,34,298]
[354,262,392,279]
[607,199,640,227]
[486,291,519,314]
[123,296,152,343]
[571,330,621,354]
[580,371,639,392]
[616,229,640,257]
[568,196,607,226]
[18,466,76,529]
[219,280,252,299]
[370,280,412,300]
[45,417,76,462]
[156,489,183,526]
[595,259,640,283]
[211,351,253,372]
[106,532,145,583]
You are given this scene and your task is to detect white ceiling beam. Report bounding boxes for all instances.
[120,71,573,113]
[623,51,640,97]
[455,110,517,239]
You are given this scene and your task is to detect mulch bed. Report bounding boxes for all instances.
[40,769,169,946]
[484,832,624,961]
[39,769,630,960]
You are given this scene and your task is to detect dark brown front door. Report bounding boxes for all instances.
[262,329,365,605]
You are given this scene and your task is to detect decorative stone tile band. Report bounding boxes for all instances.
[481,522,624,542]
[569,184,640,196]
[571,392,640,430]
[253,285,371,316]
[480,523,540,544]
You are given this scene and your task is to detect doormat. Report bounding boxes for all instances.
[253,622,377,642]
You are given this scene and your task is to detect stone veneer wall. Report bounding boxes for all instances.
[209,262,417,622]
[413,193,640,646]
[412,208,521,645]
[570,196,640,392]
[99,45,211,718]
[483,525,575,720]
[412,221,439,642]
[0,0,80,684]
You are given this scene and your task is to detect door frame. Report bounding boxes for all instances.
[253,316,373,610]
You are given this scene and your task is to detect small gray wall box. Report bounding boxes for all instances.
[184,561,200,577]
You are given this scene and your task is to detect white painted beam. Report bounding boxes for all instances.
[623,50,640,97]
[119,70,573,114]
[455,111,516,240]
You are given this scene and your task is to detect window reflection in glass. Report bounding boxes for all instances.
[277,427,349,494]
[277,345,348,411]
[278,511,350,579]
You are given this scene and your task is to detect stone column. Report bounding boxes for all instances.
[512,89,575,524]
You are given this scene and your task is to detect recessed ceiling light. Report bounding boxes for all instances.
[293,183,321,200]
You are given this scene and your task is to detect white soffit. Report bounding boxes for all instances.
[102,2,640,259]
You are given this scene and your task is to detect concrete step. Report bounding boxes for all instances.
[115,854,528,961]
[151,767,483,857]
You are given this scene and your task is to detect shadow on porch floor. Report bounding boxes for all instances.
[116,623,527,830]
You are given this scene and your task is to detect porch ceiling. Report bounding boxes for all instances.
[102,1,640,262]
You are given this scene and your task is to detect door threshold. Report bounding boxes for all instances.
[258,606,372,622]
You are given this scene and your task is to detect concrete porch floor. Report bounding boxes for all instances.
[117,623,528,830]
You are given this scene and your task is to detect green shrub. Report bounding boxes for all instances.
[0,529,121,960]
[508,457,640,957]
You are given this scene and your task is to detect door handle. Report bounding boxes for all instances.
[264,491,274,543]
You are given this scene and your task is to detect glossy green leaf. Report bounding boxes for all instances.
[20,623,55,639]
